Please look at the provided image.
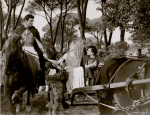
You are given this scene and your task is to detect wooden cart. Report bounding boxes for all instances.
[45,69,150,115]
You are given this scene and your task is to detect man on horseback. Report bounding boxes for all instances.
[12,14,48,88]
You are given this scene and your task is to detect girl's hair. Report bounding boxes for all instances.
[88,45,98,56]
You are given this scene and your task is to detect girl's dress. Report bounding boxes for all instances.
[65,53,84,93]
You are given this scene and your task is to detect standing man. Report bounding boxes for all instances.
[12,14,47,87]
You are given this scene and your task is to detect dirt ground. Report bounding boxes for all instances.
[1,90,100,115]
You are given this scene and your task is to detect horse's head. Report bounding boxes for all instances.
[4,37,23,76]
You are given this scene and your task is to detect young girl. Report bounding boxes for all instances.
[83,45,104,86]
[50,39,85,93]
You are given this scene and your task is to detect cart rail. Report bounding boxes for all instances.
[72,78,150,94]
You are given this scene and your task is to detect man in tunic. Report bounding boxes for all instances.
[11,14,48,87]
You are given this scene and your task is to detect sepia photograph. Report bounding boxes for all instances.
[0,0,150,115]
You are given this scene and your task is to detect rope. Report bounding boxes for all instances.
[83,92,117,110]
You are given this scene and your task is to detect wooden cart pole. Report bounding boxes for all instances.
[72,78,150,94]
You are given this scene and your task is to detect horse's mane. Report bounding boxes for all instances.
[5,39,23,74]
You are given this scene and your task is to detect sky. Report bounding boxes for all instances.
[3,0,131,43]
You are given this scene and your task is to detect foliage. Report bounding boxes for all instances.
[127,0,150,43]
[1,0,26,49]
[85,17,103,48]
[102,0,131,28]
[104,41,129,61]
[26,0,77,52]
[42,13,79,51]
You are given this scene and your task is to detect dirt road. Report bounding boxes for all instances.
[1,91,100,115]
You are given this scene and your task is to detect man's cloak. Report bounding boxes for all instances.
[13,25,45,86]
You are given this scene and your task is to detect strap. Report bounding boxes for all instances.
[35,38,44,53]
[109,59,130,83]
[126,73,138,98]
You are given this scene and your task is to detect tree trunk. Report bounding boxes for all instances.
[14,0,26,30]
[76,0,88,40]
[99,35,103,49]
[103,29,108,50]
[108,30,113,45]
[0,0,3,50]
[12,6,16,31]
[104,29,113,51]
[4,0,13,39]
[120,25,125,42]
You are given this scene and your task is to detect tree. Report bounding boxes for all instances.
[85,17,103,49]
[0,0,3,50]
[128,0,150,44]
[76,0,89,39]
[3,0,26,39]
[26,0,76,45]
[104,0,131,42]
[96,0,131,44]
[42,13,79,51]
[95,0,114,50]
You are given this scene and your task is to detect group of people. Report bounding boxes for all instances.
[49,38,104,93]
[3,14,104,94]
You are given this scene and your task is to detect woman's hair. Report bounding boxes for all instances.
[88,45,98,56]
[75,39,85,66]
[69,39,77,46]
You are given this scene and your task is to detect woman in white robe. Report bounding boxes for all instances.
[50,39,85,93]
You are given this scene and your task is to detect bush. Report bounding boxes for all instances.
[104,42,129,61]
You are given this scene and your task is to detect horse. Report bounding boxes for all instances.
[96,57,150,115]
[1,36,52,114]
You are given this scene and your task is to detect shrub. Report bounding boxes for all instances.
[104,42,129,61]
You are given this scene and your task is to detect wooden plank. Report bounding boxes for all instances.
[72,78,150,94]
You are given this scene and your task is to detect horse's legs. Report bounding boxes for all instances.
[12,86,27,104]
[27,90,31,105]
[15,93,23,113]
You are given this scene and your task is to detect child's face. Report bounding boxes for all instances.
[87,48,94,56]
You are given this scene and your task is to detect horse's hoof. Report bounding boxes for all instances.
[45,102,50,108]
[26,105,33,112]
[62,102,69,109]
[45,85,49,92]
[15,103,22,113]
[12,92,18,102]
[39,86,45,92]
